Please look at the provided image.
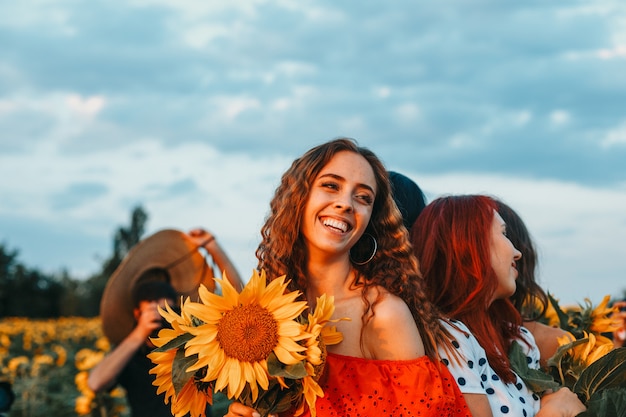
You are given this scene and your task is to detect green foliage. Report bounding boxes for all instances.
[574,348,626,404]
[548,293,575,333]
[236,378,300,417]
[153,332,193,353]
[546,338,593,387]
[0,247,64,318]
[508,341,559,394]
[171,349,198,395]
[513,294,626,416]
[579,388,626,417]
[267,352,307,379]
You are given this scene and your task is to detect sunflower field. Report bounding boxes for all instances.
[1,294,624,417]
[0,317,123,416]
[0,317,233,417]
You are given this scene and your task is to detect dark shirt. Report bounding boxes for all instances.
[117,346,212,417]
[117,346,174,417]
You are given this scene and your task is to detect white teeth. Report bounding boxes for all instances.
[323,218,348,232]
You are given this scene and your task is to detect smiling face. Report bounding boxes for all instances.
[301,150,377,260]
[490,210,522,302]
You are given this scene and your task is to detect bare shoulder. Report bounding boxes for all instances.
[362,287,425,359]
[368,288,414,322]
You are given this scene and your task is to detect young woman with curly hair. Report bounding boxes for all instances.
[411,194,585,417]
[226,138,469,417]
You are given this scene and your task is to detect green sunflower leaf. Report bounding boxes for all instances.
[171,349,199,395]
[152,332,194,352]
[573,347,626,403]
[267,352,308,379]
[577,387,626,417]
[545,337,592,388]
[509,341,560,394]
[248,379,301,417]
[548,293,574,334]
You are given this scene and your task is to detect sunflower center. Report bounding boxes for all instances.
[217,304,279,362]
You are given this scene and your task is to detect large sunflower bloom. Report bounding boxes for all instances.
[184,270,309,402]
[149,300,211,417]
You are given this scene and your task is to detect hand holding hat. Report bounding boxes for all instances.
[100,229,216,345]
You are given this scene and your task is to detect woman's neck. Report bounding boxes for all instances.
[305,258,354,303]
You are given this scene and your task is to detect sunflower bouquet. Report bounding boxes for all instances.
[510,294,626,417]
[148,270,344,417]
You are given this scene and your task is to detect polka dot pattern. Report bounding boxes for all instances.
[438,320,541,417]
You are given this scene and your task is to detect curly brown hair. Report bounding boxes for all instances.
[256,137,450,359]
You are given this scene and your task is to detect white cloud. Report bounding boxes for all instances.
[394,102,421,123]
[447,133,477,149]
[480,109,534,136]
[374,86,391,99]
[212,95,261,121]
[514,110,532,127]
[550,110,570,126]
[66,94,106,117]
[0,1,76,34]
[597,45,626,59]
[602,120,626,148]
[275,61,317,78]
[0,99,16,114]
[181,24,231,49]
[129,0,260,19]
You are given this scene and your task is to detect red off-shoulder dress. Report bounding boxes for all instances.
[297,352,471,417]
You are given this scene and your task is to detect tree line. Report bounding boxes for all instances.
[0,206,148,318]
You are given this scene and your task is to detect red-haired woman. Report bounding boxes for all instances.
[411,195,585,417]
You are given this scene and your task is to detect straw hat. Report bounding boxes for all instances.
[100,229,216,345]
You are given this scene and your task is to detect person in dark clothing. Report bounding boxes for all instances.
[90,277,185,417]
[91,228,243,417]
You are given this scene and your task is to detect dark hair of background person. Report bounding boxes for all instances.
[495,200,549,321]
[388,171,427,231]
[131,271,176,308]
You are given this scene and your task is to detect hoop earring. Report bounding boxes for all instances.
[350,233,378,265]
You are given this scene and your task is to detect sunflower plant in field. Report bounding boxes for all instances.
[511,294,626,417]
[148,269,344,417]
[74,346,128,417]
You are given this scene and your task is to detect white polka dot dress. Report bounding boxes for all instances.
[438,319,541,417]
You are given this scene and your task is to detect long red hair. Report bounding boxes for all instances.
[410,194,522,383]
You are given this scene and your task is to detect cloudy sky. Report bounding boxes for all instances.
[1,0,625,305]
